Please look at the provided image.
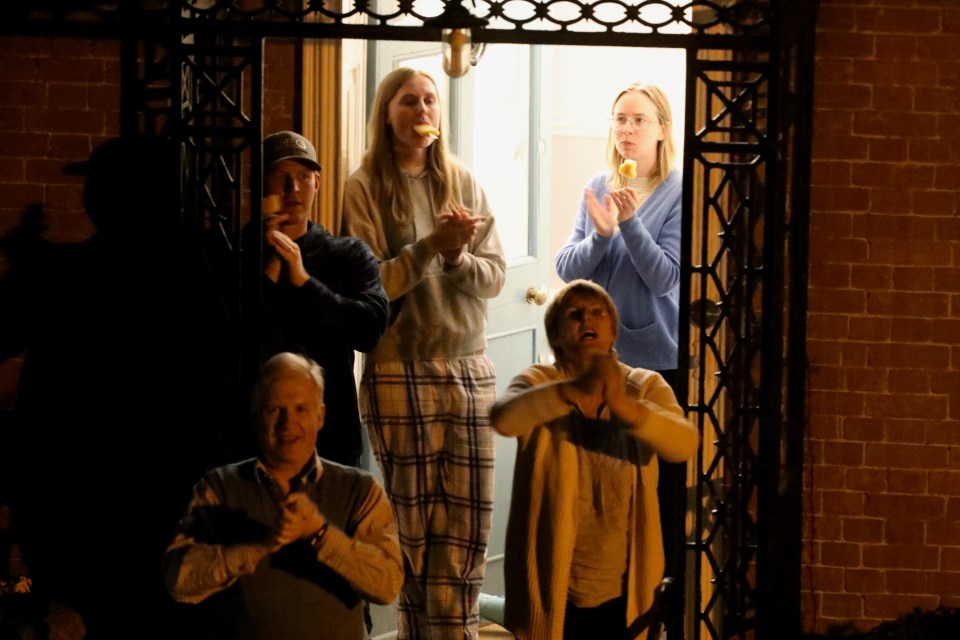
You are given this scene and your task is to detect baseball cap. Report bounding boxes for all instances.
[263,131,322,172]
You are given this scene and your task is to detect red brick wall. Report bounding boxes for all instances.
[0,36,294,246]
[0,37,294,407]
[0,37,121,406]
[805,0,960,632]
[0,37,120,243]
[264,40,296,134]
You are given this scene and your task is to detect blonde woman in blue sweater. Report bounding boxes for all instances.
[555,83,681,388]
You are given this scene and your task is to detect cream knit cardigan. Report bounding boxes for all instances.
[497,363,698,640]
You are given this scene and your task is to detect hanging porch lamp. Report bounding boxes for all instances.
[424,2,488,78]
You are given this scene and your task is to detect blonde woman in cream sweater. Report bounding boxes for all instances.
[341,67,505,640]
[491,279,697,640]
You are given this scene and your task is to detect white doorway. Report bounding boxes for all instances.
[359,40,686,639]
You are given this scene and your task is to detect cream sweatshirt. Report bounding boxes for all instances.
[341,164,506,363]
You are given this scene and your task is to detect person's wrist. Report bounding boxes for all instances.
[424,234,441,255]
[557,382,579,409]
[291,269,309,287]
[309,520,330,550]
[443,253,464,268]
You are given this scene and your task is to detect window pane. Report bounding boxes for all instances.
[469,45,531,262]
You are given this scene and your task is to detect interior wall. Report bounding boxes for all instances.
[548,134,603,289]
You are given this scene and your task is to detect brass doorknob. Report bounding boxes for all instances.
[526,286,548,306]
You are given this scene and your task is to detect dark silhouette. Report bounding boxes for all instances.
[802,607,960,640]
[0,135,211,638]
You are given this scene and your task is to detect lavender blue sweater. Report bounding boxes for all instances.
[555,169,682,370]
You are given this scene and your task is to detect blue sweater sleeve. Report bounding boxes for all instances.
[617,173,682,297]
[554,173,612,282]
[555,170,681,297]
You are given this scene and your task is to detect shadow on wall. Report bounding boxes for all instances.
[0,135,226,639]
[802,607,960,640]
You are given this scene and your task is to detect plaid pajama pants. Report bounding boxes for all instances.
[361,356,496,640]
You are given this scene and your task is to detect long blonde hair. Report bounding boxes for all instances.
[362,67,459,225]
[605,82,676,190]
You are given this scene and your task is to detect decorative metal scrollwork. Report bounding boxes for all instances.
[9,1,774,37]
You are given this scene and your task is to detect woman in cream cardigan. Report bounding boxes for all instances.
[491,279,697,640]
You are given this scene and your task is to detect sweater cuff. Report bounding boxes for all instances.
[617,214,652,244]
[618,214,641,232]
[224,544,267,577]
[527,384,575,425]
[411,236,437,269]
[590,230,614,246]
[312,524,351,568]
[442,251,472,276]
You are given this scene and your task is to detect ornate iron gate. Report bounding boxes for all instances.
[6,2,818,637]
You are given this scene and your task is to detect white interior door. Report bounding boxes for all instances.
[468,44,553,599]
[366,39,553,638]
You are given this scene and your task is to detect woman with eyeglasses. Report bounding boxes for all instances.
[491,279,697,640]
[341,67,506,640]
[555,83,681,391]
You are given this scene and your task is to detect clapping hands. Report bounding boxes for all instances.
[265,492,327,551]
[262,203,309,286]
[584,187,640,237]
[561,351,624,419]
[265,228,309,286]
[430,205,482,267]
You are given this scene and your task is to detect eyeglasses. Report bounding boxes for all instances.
[607,115,656,131]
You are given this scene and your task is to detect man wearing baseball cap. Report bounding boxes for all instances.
[244,131,388,469]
